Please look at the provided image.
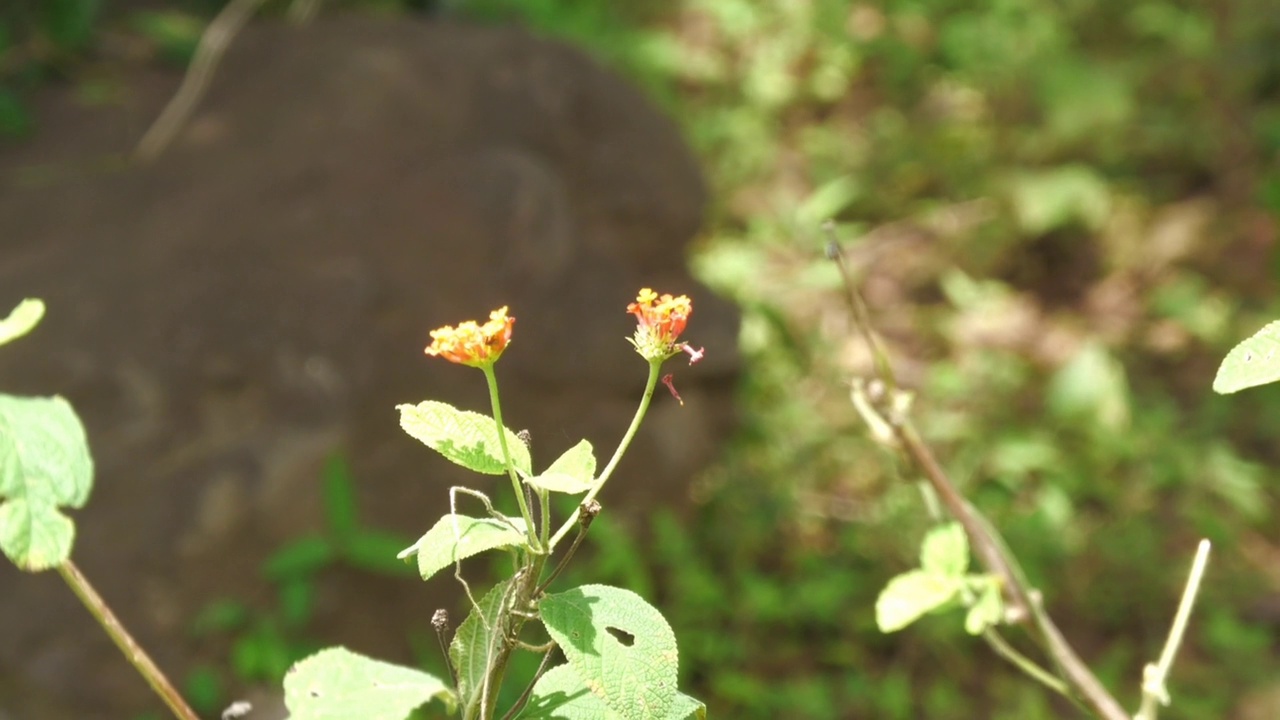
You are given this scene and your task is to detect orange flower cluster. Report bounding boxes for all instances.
[627,288,704,366]
[424,306,515,367]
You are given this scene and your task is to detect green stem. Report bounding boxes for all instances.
[482,365,538,550]
[57,559,201,720]
[1135,539,1211,720]
[538,486,551,550]
[548,360,662,549]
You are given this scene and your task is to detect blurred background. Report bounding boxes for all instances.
[4,0,1280,718]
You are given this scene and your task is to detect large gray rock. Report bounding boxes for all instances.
[0,15,737,718]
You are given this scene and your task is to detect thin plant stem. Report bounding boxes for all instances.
[828,238,1129,720]
[538,500,600,596]
[57,560,200,720]
[1135,539,1211,720]
[134,0,267,161]
[499,648,557,720]
[482,365,538,550]
[548,360,662,549]
[538,486,551,551]
[982,628,1072,699]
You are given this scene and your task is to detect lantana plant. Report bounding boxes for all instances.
[282,289,707,720]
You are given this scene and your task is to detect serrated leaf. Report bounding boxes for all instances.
[397,513,528,582]
[875,570,960,633]
[540,584,679,720]
[919,522,968,578]
[398,401,531,476]
[965,577,1004,635]
[526,440,596,494]
[0,394,93,571]
[517,664,705,720]
[450,579,512,715]
[1214,320,1280,394]
[0,299,45,347]
[283,647,456,719]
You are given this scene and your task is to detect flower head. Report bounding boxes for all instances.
[424,306,514,367]
[626,288,705,369]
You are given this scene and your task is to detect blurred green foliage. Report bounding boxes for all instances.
[466,0,1280,717]
[9,0,1280,717]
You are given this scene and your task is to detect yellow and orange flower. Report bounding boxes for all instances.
[424,306,514,367]
[627,288,704,365]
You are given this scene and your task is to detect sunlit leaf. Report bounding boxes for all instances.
[0,394,93,571]
[919,522,968,578]
[283,647,455,719]
[0,299,45,347]
[517,663,705,720]
[1213,320,1280,394]
[875,570,960,633]
[525,439,596,494]
[398,401,531,476]
[397,513,528,582]
[540,584,679,720]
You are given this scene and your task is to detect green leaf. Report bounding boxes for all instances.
[965,577,1004,635]
[540,584,679,720]
[0,299,45,347]
[398,401,531,476]
[41,0,100,52]
[450,579,512,715]
[919,522,968,578]
[875,570,960,633]
[341,531,416,577]
[397,513,528,582]
[1213,320,1280,394]
[1046,342,1130,432]
[263,535,334,581]
[283,647,456,719]
[1008,164,1111,234]
[517,664,705,719]
[130,10,203,66]
[0,394,93,571]
[0,87,33,138]
[525,440,596,494]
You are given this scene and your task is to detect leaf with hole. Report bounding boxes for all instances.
[539,584,679,720]
[398,401,531,476]
[282,646,455,719]
[1214,321,1280,394]
[0,394,93,571]
[397,513,528,582]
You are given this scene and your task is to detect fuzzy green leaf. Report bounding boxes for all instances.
[398,401,531,476]
[1214,320,1280,394]
[517,664,705,720]
[450,579,512,715]
[919,522,968,578]
[525,440,596,494]
[282,647,456,719]
[875,570,960,633]
[965,577,1004,635]
[0,394,93,571]
[540,584,679,720]
[397,513,528,582]
[0,299,45,347]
